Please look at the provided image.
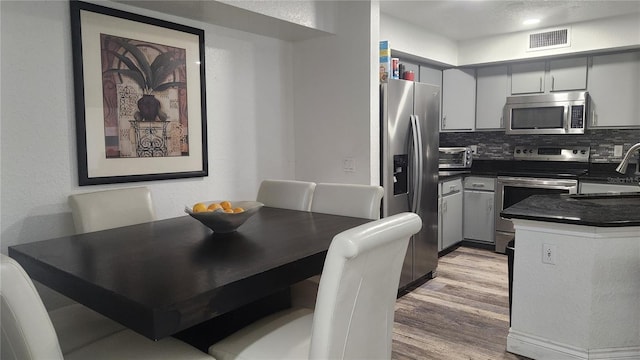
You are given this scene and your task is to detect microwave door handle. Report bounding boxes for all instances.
[409,115,422,213]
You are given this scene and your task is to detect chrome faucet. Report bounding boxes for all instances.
[616,142,640,174]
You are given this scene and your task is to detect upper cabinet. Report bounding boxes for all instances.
[587,51,640,128]
[548,57,588,91]
[442,68,476,132]
[511,61,546,94]
[510,57,587,94]
[476,65,509,130]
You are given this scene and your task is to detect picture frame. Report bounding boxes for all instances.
[70,1,207,185]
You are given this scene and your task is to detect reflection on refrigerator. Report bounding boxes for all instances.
[380,79,440,290]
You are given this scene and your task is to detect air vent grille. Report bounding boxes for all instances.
[528,28,570,51]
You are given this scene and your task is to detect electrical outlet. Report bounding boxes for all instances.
[470,145,478,155]
[614,145,623,157]
[542,244,556,265]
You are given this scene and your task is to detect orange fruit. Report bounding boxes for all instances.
[223,208,234,213]
[220,201,232,210]
[233,207,245,213]
[192,203,207,213]
[207,203,222,211]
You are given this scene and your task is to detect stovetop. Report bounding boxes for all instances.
[471,146,591,180]
[513,146,590,162]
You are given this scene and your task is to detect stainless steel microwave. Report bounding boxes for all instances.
[439,147,472,169]
[504,91,588,135]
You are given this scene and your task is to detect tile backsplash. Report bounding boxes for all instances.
[440,129,640,162]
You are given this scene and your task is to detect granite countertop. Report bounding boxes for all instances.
[438,170,470,181]
[465,160,640,184]
[500,193,640,227]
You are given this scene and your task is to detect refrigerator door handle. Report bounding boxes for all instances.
[409,115,423,213]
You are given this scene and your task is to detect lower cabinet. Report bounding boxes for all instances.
[463,176,495,244]
[579,181,640,194]
[439,178,463,252]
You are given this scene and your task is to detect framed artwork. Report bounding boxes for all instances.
[70,1,207,185]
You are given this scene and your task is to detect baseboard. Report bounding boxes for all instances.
[588,347,640,359]
[507,329,640,360]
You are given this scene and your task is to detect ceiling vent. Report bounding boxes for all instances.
[527,28,571,51]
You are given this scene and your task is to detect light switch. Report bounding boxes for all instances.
[343,158,355,172]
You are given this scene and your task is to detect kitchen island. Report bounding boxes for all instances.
[501,193,640,360]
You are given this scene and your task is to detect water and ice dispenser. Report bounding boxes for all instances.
[393,154,408,195]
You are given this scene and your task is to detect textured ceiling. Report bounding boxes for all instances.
[380,0,640,41]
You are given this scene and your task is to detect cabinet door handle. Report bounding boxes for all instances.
[472,183,485,188]
[551,76,555,91]
[443,201,447,213]
[539,77,543,92]
[591,110,597,126]
[442,115,447,129]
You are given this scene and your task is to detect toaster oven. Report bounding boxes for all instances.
[439,147,473,169]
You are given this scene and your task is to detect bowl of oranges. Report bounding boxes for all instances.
[185,200,263,233]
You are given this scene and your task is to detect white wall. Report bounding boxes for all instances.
[509,221,640,358]
[0,0,295,253]
[459,13,640,65]
[380,13,458,66]
[293,1,377,185]
[219,0,336,33]
[382,12,640,67]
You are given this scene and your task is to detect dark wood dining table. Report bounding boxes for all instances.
[9,207,371,342]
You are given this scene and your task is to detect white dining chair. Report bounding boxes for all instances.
[208,212,422,360]
[256,179,316,211]
[310,183,384,220]
[0,254,214,360]
[292,182,385,308]
[69,186,156,233]
[51,186,157,352]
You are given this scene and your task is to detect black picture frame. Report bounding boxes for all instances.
[70,1,207,185]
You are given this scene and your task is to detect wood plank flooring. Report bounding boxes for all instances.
[392,246,530,360]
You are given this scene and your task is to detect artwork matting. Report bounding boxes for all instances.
[70,1,207,185]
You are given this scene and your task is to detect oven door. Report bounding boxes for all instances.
[495,176,578,252]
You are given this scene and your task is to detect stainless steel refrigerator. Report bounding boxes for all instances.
[380,79,439,290]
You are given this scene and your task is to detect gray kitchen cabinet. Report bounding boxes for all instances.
[463,177,495,244]
[511,57,587,94]
[476,65,508,129]
[419,65,442,88]
[442,68,476,132]
[511,61,545,94]
[439,178,463,251]
[579,181,640,194]
[548,57,588,91]
[587,51,640,128]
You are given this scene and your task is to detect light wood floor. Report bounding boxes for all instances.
[392,246,530,360]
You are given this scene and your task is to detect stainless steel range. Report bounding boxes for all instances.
[495,146,590,253]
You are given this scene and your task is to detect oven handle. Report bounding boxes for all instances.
[497,176,578,190]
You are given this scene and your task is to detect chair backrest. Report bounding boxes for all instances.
[309,212,422,360]
[69,187,156,233]
[256,179,316,211]
[310,183,384,220]
[1,254,64,360]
